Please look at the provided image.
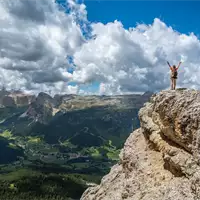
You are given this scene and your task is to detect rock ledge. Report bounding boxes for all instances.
[81,90,200,200]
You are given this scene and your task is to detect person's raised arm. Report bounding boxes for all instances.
[177,61,182,70]
[167,61,171,68]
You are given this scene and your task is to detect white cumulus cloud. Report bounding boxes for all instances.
[0,0,86,95]
[73,18,200,94]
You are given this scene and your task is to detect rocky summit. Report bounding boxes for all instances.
[81,89,200,200]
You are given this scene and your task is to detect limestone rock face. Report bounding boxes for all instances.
[0,93,35,107]
[25,92,55,124]
[81,90,200,200]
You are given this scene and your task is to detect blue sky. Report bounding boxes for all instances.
[84,1,200,36]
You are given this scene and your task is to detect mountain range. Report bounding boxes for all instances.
[0,89,152,200]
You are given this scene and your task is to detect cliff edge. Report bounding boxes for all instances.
[81,89,200,200]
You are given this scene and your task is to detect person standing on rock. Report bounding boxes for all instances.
[167,61,182,90]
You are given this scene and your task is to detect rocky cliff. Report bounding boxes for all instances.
[0,91,35,107]
[81,89,200,200]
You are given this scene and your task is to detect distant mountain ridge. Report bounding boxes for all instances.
[0,90,35,108]
[0,89,154,153]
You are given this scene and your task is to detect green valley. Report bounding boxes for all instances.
[0,91,152,199]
